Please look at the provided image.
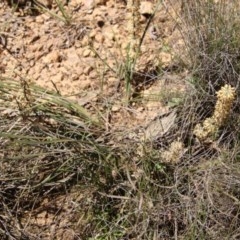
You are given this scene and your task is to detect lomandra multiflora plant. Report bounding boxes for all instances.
[161,140,185,164]
[194,84,236,142]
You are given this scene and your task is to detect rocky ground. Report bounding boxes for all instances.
[0,0,186,131]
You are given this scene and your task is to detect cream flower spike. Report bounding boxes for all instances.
[194,84,236,142]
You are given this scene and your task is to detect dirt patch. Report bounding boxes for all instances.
[0,0,185,128]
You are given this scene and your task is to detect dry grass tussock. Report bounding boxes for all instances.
[1,0,240,239]
[181,0,240,92]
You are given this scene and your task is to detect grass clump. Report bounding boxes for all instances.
[0,78,115,238]
[181,0,240,92]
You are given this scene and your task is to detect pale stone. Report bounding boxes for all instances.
[83,49,91,57]
[112,105,120,112]
[71,73,79,81]
[93,42,100,50]
[104,29,115,41]
[106,41,113,48]
[83,0,95,10]
[81,79,91,89]
[35,15,45,24]
[89,29,98,38]
[51,72,64,82]
[81,36,89,47]
[92,7,105,16]
[42,51,61,64]
[139,15,147,23]
[107,77,118,88]
[89,70,98,79]
[83,66,93,75]
[69,0,82,8]
[139,1,154,15]
[95,33,105,43]
[106,0,115,8]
